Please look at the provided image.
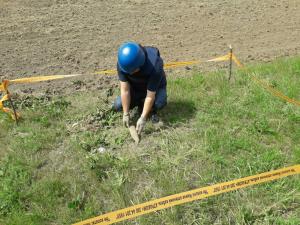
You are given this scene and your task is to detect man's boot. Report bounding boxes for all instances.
[150,110,160,124]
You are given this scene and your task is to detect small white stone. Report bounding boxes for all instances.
[97,147,106,153]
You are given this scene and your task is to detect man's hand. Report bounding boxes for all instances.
[123,113,130,127]
[136,116,146,135]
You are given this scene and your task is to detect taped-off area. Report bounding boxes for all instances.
[1,52,300,120]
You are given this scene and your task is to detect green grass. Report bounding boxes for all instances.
[0,57,299,225]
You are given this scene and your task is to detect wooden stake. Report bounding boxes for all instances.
[6,90,18,125]
[228,45,233,81]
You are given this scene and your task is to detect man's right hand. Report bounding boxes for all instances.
[123,113,130,127]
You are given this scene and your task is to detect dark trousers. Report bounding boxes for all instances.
[113,87,167,112]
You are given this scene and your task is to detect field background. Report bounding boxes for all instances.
[1,0,300,93]
[0,0,300,225]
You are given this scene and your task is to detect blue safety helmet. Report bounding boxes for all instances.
[118,42,145,74]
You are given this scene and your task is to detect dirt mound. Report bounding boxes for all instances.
[1,0,299,94]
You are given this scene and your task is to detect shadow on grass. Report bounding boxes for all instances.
[160,100,197,125]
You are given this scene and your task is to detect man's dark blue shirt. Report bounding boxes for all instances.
[117,46,167,93]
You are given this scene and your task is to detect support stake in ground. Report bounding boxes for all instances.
[6,89,19,125]
[228,45,233,81]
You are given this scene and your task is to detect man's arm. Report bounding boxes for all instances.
[136,90,156,135]
[120,81,130,114]
[141,90,156,118]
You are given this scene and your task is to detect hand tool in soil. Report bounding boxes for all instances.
[129,125,140,144]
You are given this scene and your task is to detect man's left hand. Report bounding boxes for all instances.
[136,116,146,135]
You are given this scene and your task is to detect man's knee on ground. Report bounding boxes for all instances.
[113,96,123,112]
[154,99,167,110]
[154,88,167,110]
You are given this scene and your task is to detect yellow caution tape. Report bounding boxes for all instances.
[207,54,230,62]
[73,165,300,225]
[162,54,230,70]
[1,51,298,121]
[95,60,204,73]
[94,54,229,74]
[0,80,20,120]
[161,54,230,69]
[0,94,9,109]
[0,54,231,120]
[251,76,300,106]
[232,54,300,107]
[0,80,9,92]
[0,55,230,89]
[0,94,20,120]
[164,60,201,69]
[0,75,84,96]
[0,83,5,92]
[231,54,243,67]
[9,74,83,84]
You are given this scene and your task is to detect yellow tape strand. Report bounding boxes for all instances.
[0,54,230,88]
[164,60,201,69]
[231,54,300,107]
[0,94,9,108]
[0,94,19,120]
[94,55,229,74]
[231,54,243,67]
[1,52,298,121]
[73,165,300,225]
[250,76,300,106]
[94,60,203,74]
[207,54,230,62]
[0,80,20,120]
[0,74,85,118]
[0,80,9,92]
[0,83,5,92]
[0,55,230,120]
[9,74,83,84]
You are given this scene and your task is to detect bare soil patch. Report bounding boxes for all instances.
[1,0,299,94]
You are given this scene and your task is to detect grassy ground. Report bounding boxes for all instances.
[0,57,299,225]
